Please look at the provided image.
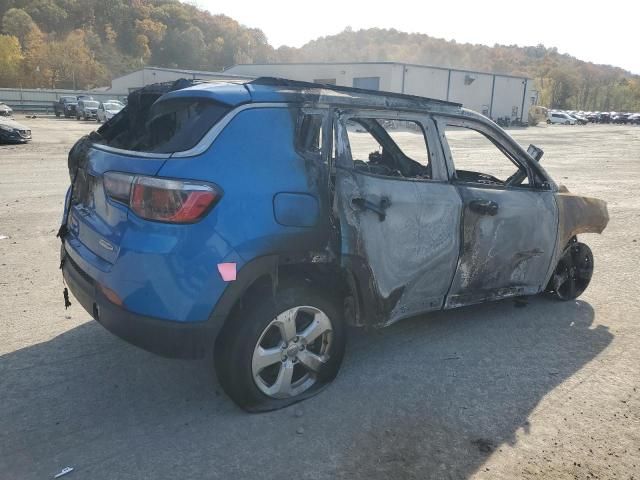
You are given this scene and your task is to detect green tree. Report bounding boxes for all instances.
[2,8,35,45]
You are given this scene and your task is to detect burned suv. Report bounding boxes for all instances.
[59,78,608,411]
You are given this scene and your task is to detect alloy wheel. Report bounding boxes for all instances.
[251,306,333,399]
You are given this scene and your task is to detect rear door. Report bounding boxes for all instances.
[436,117,558,308]
[334,110,462,325]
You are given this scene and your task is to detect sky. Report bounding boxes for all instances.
[196,0,639,74]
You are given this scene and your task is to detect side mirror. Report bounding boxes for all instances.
[527,144,544,162]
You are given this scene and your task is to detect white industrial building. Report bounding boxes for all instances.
[106,63,537,123]
[225,62,536,123]
[107,66,249,95]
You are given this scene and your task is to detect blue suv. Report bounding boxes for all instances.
[59,77,608,411]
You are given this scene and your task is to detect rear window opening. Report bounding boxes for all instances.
[96,91,230,154]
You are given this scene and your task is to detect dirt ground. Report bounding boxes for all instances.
[0,118,638,480]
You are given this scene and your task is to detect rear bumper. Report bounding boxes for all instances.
[62,249,215,359]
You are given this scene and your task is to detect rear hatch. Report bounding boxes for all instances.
[64,80,237,265]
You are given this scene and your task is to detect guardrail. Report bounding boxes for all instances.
[6,103,55,114]
[0,88,126,115]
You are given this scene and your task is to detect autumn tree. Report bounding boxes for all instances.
[0,34,23,87]
[44,29,106,89]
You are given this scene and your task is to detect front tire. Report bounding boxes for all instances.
[547,241,593,300]
[215,282,346,412]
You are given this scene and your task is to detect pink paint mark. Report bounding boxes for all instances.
[217,262,237,282]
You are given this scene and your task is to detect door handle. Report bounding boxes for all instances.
[469,199,499,216]
[352,196,391,221]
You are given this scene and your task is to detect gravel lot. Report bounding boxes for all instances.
[1,118,638,479]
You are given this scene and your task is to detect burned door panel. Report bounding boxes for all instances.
[336,169,462,325]
[445,186,558,308]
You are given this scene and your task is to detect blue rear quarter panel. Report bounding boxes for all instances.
[65,105,328,323]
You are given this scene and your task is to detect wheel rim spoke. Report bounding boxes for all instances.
[297,349,326,373]
[274,308,299,342]
[252,305,334,399]
[300,311,332,345]
[252,346,283,373]
[267,361,295,398]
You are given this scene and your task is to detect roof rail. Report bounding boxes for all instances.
[249,77,462,108]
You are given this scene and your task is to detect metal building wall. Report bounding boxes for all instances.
[225,63,405,92]
[226,62,532,123]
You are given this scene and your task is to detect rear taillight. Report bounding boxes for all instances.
[104,172,221,223]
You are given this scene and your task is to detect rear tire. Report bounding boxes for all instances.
[55,112,61,118]
[214,282,346,412]
[546,119,552,124]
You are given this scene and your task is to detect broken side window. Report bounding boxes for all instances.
[344,118,432,180]
[99,98,230,154]
[443,125,528,186]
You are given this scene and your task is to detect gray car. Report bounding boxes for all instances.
[76,100,100,120]
[0,102,13,117]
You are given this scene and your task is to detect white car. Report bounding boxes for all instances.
[97,101,124,123]
[547,112,576,125]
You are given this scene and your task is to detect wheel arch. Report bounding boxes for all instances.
[209,254,381,348]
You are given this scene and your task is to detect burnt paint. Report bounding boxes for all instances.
[445,186,558,308]
[335,167,462,326]
[544,191,609,286]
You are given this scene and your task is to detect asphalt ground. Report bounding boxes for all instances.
[1,118,638,479]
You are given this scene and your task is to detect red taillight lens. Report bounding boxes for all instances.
[104,172,220,223]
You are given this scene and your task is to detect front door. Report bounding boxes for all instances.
[334,111,462,325]
[437,118,558,308]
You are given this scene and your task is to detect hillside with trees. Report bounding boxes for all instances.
[0,1,638,111]
[0,0,272,89]
[276,28,640,111]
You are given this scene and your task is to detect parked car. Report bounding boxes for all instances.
[53,96,78,118]
[628,113,640,124]
[0,102,13,117]
[612,113,630,124]
[596,112,611,124]
[586,112,598,123]
[569,113,588,125]
[59,78,609,411]
[97,100,124,123]
[76,99,100,120]
[547,112,576,125]
[0,116,31,143]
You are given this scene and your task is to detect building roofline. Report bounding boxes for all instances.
[141,66,252,78]
[246,77,463,109]
[225,61,530,81]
